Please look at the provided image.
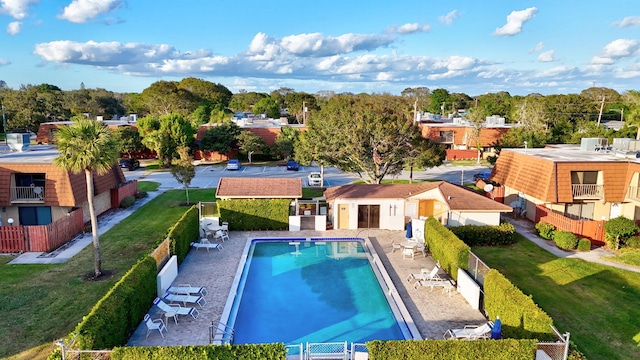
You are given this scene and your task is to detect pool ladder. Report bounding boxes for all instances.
[210,321,234,344]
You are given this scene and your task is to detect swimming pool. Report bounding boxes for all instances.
[218,237,420,345]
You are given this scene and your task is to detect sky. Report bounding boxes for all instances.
[1,0,640,97]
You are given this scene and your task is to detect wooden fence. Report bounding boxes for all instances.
[535,205,605,246]
[110,180,138,208]
[0,208,85,253]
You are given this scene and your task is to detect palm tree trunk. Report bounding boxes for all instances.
[85,169,102,277]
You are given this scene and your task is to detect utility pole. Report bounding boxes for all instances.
[597,96,605,127]
[302,101,307,124]
[1,104,6,145]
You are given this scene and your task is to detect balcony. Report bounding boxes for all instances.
[439,135,454,143]
[572,184,603,200]
[627,186,640,201]
[10,186,45,203]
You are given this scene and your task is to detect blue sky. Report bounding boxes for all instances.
[1,1,640,96]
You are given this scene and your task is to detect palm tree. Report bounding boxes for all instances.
[54,118,119,277]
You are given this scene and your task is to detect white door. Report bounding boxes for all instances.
[609,203,621,219]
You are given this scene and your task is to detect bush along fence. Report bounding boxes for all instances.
[366,339,538,360]
[168,205,200,264]
[450,222,516,247]
[424,216,470,281]
[110,343,287,360]
[218,199,291,231]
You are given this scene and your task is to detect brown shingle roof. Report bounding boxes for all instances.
[215,178,302,199]
[324,181,512,212]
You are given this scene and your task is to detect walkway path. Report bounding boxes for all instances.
[504,217,640,274]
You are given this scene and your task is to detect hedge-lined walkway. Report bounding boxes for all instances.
[127,229,486,346]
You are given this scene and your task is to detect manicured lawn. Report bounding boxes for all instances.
[0,189,214,360]
[137,180,160,192]
[603,249,640,267]
[472,235,640,359]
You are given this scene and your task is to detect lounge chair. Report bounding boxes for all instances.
[443,322,492,340]
[190,242,223,252]
[144,314,167,338]
[413,278,454,293]
[163,292,207,307]
[167,284,208,297]
[153,297,199,322]
[406,263,442,282]
[214,230,229,242]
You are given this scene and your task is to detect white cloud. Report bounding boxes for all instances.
[613,16,640,28]
[493,7,538,36]
[439,10,460,25]
[538,50,555,62]
[0,58,9,66]
[58,0,122,23]
[7,21,20,34]
[0,0,38,20]
[529,42,544,53]
[602,38,639,58]
[395,23,430,34]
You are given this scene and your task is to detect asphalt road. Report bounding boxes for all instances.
[123,163,492,190]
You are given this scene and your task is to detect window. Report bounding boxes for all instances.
[15,173,45,187]
[18,206,52,225]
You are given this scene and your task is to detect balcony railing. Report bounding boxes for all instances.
[10,186,45,203]
[571,184,603,199]
[439,135,454,143]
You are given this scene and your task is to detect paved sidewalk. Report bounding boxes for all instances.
[504,216,640,274]
[8,189,163,264]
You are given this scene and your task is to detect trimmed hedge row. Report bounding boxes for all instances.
[218,199,291,230]
[534,222,555,240]
[168,205,200,264]
[424,216,470,281]
[110,344,287,360]
[67,256,158,351]
[553,231,579,250]
[449,222,516,246]
[367,339,538,359]
[484,269,555,341]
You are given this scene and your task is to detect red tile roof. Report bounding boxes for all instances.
[324,181,512,212]
[215,177,302,199]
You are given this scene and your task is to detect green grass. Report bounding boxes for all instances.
[447,159,492,166]
[137,181,160,192]
[302,188,324,198]
[603,249,640,267]
[472,234,640,359]
[0,189,215,360]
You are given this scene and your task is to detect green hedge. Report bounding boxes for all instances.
[535,222,555,240]
[111,344,286,360]
[577,238,592,251]
[424,217,470,281]
[168,206,200,264]
[68,256,158,351]
[366,339,537,359]
[218,199,290,230]
[484,269,555,340]
[553,231,578,250]
[450,222,516,246]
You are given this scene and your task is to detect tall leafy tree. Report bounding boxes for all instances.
[54,118,119,278]
[138,81,200,117]
[171,146,196,205]
[137,114,194,167]
[253,96,280,118]
[272,126,299,159]
[237,131,266,163]
[200,121,242,155]
[113,126,145,158]
[304,94,444,183]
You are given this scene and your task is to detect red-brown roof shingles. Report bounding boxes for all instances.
[216,178,302,199]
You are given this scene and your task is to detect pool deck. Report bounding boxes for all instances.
[127,229,486,346]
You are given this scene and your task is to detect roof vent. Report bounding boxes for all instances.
[6,133,31,152]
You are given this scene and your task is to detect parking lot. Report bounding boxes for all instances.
[123,162,491,190]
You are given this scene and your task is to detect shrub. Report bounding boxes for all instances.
[554,231,579,250]
[535,222,556,240]
[577,238,592,251]
[120,196,135,208]
[424,217,469,281]
[366,339,537,360]
[626,236,640,249]
[604,216,639,250]
[135,190,148,199]
[450,222,516,246]
[110,343,287,359]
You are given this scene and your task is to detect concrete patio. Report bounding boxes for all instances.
[127,228,486,347]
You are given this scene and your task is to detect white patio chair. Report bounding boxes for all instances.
[406,263,442,282]
[144,314,167,338]
[167,284,208,297]
[191,242,223,252]
[153,297,199,322]
[214,230,229,242]
[443,322,492,340]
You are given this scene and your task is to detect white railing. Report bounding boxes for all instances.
[571,184,603,199]
[10,186,45,202]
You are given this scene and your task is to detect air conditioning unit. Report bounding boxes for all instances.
[7,133,31,152]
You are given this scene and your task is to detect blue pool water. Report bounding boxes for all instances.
[231,239,405,344]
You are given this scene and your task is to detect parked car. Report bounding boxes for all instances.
[286,159,299,171]
[226,159,241,170]
[308,172,322,186]
[473,171,491,181]
[119,158,140,171]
